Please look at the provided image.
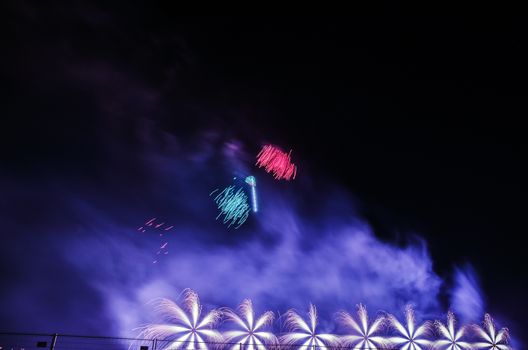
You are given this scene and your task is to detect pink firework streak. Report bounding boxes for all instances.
[256,144,297,180]
[137,218,173,264]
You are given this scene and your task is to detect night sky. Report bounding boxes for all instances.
[1,5,527,349]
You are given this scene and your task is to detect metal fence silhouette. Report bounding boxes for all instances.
[0,333,390,350]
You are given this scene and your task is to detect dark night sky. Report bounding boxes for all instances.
[1,4,527,347]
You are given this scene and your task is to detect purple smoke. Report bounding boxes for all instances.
[0,50,508,342]
[0,127,465,337]
[450,265,485,324]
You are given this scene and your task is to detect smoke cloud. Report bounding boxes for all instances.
[1,125,469,337]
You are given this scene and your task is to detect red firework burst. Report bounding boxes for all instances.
[255,144,297,180]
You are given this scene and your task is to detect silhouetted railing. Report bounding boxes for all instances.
[0,333,392,350]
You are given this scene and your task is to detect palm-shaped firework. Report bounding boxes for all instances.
[280,304,339,350]
[337,304,387,350]
[222,299,277,350]
[434,311,471,350]
[472,314,509,350]
[387,306,432,350]
[138,289,223,350]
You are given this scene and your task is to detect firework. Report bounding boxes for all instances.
[434,311,471,350]
[137,290,514,350]
[337,304,387,350]
[280,304,339,350]
[211,186,250,228]
[138,289,222,350]
[244,176,258,213]
[255,145,297,181]
[145,218,156,226]
[472,314,510,350]
[222,299,277,350]
[387,306,432,350]
[137,218,173,264]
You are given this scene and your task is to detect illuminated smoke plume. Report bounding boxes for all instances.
[210,186,250,228]
[255,145,297,181]
[450,267,484,324]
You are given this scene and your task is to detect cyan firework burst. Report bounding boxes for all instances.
[211,186,250,228]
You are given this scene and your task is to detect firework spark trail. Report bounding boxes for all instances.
[137,218,173,264]
[211,186,250,228]
[145,218,156,225]
[434,312,471,350]
[244,176,258,213]
[222,299,277,350]
[280,304,339,350]
[138,289,223,350]
[472,314,510,350]
[337,304,387,350]
[387,306,432,350]
[255,145,297,181]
